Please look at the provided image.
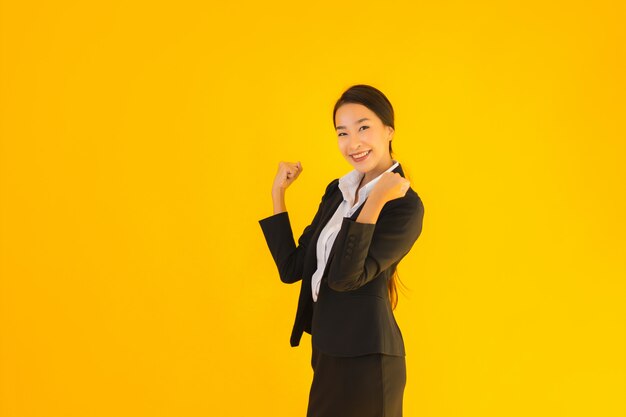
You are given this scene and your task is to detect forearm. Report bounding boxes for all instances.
[260,182,332,284]
[326,196,424,292]
[272,189,287,215]
[355,195,386,224]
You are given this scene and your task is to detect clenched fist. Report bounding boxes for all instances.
[272,161,303,193]
[369,172,410,204]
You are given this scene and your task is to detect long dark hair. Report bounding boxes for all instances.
[332,84,409,311]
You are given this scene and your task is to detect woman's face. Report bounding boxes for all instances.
[335,103,394,176]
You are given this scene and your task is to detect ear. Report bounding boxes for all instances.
[387,126,394,141]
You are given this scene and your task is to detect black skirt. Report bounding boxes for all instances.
[306,341,407,417]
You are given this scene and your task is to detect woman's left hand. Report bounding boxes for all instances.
[369,172,411,205]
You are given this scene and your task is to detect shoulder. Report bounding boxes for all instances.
[387,186,423,209]
[406,187,424,213]
[326,177,339,191]
[322,178,340,198]
[380,186,424,225]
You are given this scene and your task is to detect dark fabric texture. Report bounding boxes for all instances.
[306,341,407,417]
[258,162,424,357]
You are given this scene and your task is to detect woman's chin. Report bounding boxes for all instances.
[347,157,374,171]
[349,162,368,171]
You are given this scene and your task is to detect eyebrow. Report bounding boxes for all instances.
[336,118,370,130]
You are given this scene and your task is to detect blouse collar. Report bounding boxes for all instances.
[338,159,399,207]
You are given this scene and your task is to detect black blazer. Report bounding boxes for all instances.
[258,162,424,357]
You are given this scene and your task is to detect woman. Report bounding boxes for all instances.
[258,84,425,417]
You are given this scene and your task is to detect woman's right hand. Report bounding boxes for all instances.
[272,161,303,193]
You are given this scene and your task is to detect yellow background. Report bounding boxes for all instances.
[1,1,624,416]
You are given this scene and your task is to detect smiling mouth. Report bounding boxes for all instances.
[351,150,371,161]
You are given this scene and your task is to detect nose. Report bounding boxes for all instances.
[348,135,362,151]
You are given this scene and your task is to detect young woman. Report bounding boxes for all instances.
[258,84,425,417]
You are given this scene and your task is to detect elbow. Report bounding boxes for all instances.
[327,276,358,292]
[326,264,366,292]
[278,266,301,284]
[279,274,299,284]
[276,259,302,284]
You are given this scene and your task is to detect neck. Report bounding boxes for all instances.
[362,159,395,185]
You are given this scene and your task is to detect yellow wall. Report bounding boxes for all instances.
[1,1,624,416]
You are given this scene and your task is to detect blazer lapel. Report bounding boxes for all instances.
[301,188,343,289]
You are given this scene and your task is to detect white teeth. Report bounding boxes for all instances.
[352,150,370,158]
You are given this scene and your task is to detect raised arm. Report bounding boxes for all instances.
[269,160,302,215]
[328,173,424,291]
[326,190,424,292]
[258,190,326,283]
[259,162,338,284]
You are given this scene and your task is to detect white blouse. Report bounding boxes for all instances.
[311,160,399,302]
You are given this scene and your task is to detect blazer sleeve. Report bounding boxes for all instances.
[326,193,424,292]
[258,179,338,284]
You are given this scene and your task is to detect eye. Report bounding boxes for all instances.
[337,126,369,137]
